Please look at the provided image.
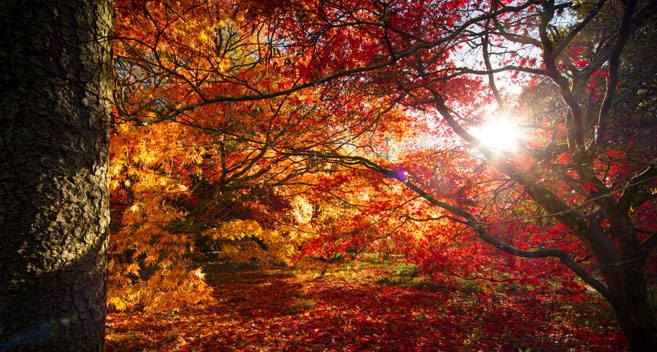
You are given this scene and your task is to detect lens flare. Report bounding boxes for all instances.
[472,117,521,152]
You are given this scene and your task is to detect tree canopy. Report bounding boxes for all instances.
[109,0,657,349]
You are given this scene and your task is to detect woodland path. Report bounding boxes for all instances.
[106,263,626,351]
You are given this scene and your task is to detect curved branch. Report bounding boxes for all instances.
[594,0,639,145]
[553,0,607,58]
[482,24,505,112]
[538,0,585,149]
[618,163,657,211]
[475,226,613,302]
[641,230,657,253]
[144,0,543,122]
[297,151,613,302]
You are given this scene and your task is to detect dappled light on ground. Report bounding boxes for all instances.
[106,263,625,351]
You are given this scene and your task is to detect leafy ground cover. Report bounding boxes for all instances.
[106,261,627,351]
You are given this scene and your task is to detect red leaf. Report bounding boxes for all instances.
[574,59,588,68]
[582,181,598,194]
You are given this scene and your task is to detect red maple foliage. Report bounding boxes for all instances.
[109,0,657,349]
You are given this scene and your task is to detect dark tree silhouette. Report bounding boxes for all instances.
[0,0,113,350]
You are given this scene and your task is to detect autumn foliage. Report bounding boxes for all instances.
[109,0,657,349]
[107,263,626,351]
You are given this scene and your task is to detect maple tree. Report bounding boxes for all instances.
[110,0,378,309]
[109,0,657,350]
[230,1,657,350]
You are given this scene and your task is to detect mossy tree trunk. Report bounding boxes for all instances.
[0,0,113,350]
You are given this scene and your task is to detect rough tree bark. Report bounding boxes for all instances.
[0,0,113,350]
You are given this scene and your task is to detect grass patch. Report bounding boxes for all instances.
[375,275,448,292]
[289,298,315,312]
[394,262,419,277]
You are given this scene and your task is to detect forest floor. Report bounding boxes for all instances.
[106,260,627,351]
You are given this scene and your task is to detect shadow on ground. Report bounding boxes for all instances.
[106,263,626,351]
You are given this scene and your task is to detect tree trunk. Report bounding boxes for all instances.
[611,267,657,351]
[615,306,657,351]
[0,0,113,351]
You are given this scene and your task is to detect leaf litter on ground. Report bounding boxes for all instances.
[106,261,626,351]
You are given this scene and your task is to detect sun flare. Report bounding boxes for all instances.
[472,117,521,152]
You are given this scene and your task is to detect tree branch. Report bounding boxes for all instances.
[595,0,638,145]
[296,151,614,302]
